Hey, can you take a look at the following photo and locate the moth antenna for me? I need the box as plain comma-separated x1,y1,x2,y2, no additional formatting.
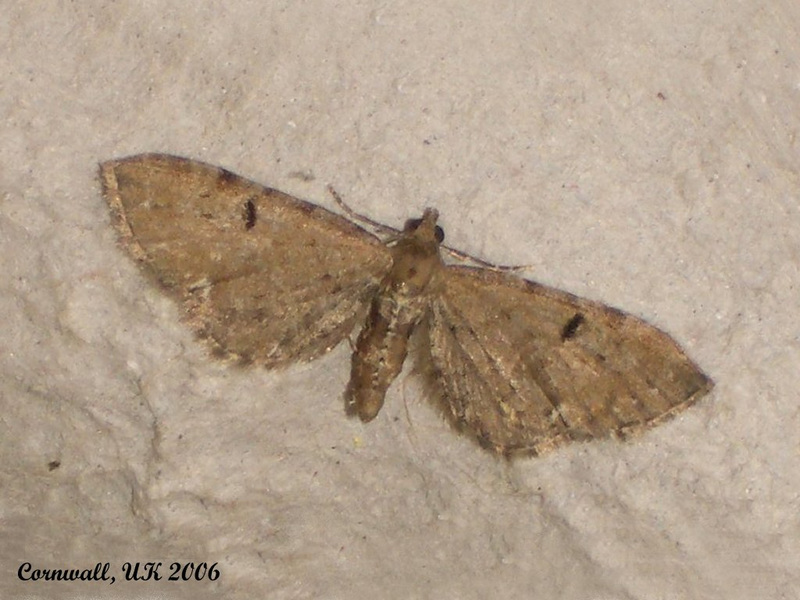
327,185,402,236
442,244,532,273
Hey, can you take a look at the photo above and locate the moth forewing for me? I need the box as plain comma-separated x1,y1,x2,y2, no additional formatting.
100,154,392,367
427,266,712,455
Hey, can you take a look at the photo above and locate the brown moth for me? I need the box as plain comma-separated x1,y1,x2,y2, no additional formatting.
100,154,713,456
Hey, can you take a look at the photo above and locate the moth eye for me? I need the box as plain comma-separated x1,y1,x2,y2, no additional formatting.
402,219,445,243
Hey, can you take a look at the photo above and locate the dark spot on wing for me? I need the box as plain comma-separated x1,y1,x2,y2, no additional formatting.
217,168,240,187
289,198,316,215
244,198,257,229
561,313,585,341
47,460,61,471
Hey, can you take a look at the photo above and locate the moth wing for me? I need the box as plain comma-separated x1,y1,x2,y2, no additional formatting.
101,154,392,366
427,265,713,455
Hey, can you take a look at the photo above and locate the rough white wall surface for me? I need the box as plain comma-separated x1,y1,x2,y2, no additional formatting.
2,1,797,599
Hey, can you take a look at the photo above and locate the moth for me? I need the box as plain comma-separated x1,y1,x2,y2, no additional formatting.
101,154,713,456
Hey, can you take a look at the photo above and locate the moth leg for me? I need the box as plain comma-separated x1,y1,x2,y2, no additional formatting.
327,185,403,236
397,374,422,452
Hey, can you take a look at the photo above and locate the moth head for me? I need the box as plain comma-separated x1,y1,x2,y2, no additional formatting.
403,208,444,244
